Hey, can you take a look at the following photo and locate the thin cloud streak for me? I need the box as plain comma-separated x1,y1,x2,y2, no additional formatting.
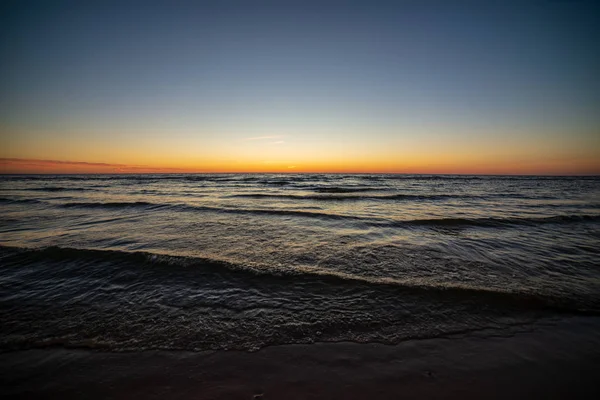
0,158,187,173
242,135,284,141
0,158,130,167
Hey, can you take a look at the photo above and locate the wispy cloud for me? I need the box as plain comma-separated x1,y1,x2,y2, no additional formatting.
242,135,284,141
0,158,130,167
0,158,186,173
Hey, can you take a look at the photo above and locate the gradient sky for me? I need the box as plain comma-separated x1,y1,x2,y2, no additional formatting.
1,0,599,174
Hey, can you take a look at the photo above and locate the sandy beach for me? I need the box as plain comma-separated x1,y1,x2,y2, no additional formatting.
2,316,599,399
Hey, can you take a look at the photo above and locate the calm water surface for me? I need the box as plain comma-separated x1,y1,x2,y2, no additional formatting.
1,174,599,351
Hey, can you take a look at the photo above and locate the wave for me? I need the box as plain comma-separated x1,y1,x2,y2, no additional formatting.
57,200,600,228
23,186,91,192
61,201,166,209
1,244,597,315
230,192,563,201
60,201,369,222
2,244,598,353
0,197,43,204
312,186,389,193
229,193,474,201
404,214,600,227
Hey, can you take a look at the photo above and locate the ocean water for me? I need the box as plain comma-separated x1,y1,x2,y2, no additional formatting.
1,174,599,352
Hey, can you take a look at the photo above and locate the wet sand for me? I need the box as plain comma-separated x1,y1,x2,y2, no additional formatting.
2,317,600,400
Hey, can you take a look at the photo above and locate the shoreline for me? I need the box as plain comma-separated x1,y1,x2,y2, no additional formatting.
2,316,600,399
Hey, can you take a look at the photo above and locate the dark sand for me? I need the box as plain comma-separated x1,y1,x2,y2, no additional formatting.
2,317,600,400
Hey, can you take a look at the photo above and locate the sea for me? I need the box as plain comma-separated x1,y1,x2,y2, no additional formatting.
1,174,599,352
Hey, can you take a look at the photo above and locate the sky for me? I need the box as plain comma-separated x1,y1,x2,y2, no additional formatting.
1,0,599,174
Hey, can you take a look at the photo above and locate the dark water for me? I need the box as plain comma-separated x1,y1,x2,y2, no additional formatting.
1,174,599,352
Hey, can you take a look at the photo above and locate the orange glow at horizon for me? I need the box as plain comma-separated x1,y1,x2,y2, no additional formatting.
2,124,599,175
2,156,599,176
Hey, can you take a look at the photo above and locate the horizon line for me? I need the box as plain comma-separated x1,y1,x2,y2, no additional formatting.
1,172,599,177
1,158,599,176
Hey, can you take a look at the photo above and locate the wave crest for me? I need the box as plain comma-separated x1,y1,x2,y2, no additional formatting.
57,201,600,228
1,244,597,314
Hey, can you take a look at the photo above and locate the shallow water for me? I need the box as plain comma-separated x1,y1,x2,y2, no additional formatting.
1,174,599,351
